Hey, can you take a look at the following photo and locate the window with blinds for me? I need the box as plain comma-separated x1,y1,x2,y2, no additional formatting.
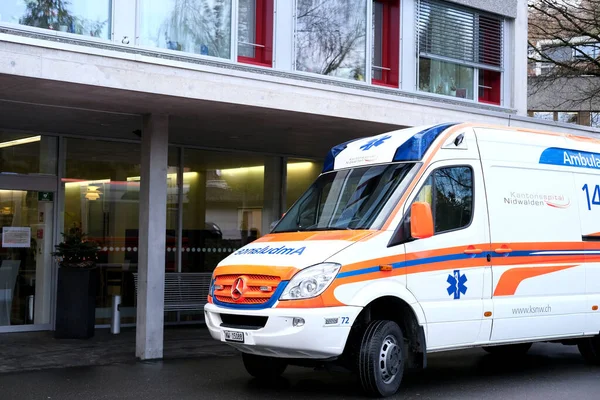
417,0,504,70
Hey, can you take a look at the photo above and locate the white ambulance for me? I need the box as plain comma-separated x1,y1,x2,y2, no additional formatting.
204,122,600,397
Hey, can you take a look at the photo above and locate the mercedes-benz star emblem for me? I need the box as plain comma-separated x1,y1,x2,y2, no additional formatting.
231,277,247,301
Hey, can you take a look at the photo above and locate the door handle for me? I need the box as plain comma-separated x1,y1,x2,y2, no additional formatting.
494,245,513,254
464,246,483,255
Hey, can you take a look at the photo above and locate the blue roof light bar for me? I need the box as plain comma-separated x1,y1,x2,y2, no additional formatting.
322,138,360,173
322,123,459,173
392,123,458,162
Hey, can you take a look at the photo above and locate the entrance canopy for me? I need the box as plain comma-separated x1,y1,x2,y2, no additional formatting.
0,74,401,159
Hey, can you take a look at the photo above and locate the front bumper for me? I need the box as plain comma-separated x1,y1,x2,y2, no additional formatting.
204,303,363,359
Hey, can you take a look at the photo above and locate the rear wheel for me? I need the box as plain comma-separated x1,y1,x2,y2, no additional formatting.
357,320,406,397
578,336,600,365
482,342,532,357
242,353,287,380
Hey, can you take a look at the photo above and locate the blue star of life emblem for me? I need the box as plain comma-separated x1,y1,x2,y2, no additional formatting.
447,269,467,300
360,135,391,151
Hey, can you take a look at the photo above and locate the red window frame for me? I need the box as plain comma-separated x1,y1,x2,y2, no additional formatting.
477,16,502,105
237,0,274,67
478,69,501,105
372,0,400,88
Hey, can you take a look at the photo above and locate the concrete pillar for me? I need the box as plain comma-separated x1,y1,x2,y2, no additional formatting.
274,0,294,70
400,0,417,91
512,0,529,116
136,114,169,360
262,157,286,236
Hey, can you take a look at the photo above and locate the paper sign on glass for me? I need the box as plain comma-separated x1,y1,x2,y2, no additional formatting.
2,227,31,248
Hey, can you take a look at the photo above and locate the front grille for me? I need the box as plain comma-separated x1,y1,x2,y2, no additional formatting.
217,274,280,283
213,274,281,305
220,314,268,330
215,295,268,304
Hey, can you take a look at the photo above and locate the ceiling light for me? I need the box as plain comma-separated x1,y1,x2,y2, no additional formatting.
85,185,101,201
0,135,41,149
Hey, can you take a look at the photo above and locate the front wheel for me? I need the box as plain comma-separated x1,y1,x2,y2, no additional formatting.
578,336,600,365
357,320,406,397
242,352,287,380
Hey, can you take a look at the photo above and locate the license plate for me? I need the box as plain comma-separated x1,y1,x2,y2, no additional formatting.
224,330,245,343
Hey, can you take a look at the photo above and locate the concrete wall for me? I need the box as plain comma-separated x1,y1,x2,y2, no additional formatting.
0,0,529,126
447,0,518,18
0,0,525,120
1,36,597,138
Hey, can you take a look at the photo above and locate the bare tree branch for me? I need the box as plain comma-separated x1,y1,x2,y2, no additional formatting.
528,0,600,109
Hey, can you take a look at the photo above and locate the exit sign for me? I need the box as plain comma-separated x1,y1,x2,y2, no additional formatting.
38,192,54,202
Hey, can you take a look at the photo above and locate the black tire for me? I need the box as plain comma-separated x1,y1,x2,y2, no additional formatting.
482,342,532,356
578,336,600,365
357,320,406,398
241,352,287,380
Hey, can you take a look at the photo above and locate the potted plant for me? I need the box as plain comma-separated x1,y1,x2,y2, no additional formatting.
449,78,457,97
52,226,99,339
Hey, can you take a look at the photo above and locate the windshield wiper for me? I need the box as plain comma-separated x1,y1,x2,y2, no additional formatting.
296,222,353,231
274,226,351,233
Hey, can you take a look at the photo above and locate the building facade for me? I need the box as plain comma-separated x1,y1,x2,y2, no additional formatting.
0,0,595,359
528,37,600,128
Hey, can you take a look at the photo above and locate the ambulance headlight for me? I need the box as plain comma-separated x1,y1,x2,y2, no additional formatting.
280,263,341,300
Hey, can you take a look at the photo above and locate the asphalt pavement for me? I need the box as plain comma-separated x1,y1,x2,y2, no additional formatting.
0,342,599,399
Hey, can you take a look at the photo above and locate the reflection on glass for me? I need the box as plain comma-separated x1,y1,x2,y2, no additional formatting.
166,148,180,273
295,0,367,81
557,112,579,125
0,133,57,175
0,0,111,39
591,112,600,128
181,149,265,274
122,148,180,323
431,167,473,233
285,160,323,210
412,167,473,233
419,58,474,100
372,1,384,81
274,163,414,232
533,111,554,121
63,141,183,324
63,139,142,325
0,190,53,326
238,0,256,58
139,0,232,59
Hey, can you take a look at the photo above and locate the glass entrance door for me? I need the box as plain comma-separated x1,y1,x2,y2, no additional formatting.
0,189,54,330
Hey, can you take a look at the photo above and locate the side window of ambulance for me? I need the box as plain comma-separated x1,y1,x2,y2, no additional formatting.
414,166,473,234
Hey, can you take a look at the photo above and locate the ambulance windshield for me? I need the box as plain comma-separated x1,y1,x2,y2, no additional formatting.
273,163,415,232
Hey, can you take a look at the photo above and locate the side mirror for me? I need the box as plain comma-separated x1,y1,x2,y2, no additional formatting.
269,220,280,232
410,202,434,239
269,213,286,232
